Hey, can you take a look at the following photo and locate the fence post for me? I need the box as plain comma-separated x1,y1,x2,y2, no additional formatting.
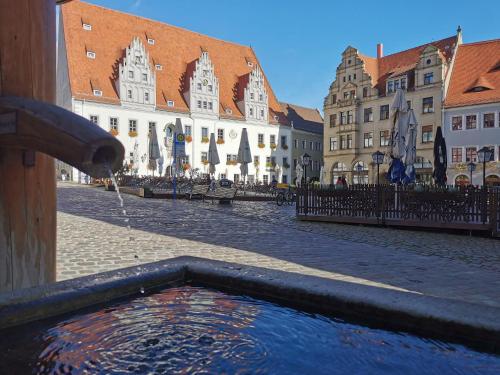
481,186,488,224
304,185,309,216
489,190,498,236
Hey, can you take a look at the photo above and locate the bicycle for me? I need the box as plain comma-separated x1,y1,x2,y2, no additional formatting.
276,187,295,206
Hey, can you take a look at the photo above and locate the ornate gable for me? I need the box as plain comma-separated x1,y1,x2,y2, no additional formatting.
238,65,269,123
118,37,156,108
184,50,219,117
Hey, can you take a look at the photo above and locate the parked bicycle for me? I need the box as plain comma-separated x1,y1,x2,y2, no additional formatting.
276,185,295,206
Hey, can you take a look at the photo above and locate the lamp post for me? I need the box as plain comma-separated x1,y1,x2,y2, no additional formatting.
301,153,311,185
372,151,385,186
477,146,493,188
467,162,476,186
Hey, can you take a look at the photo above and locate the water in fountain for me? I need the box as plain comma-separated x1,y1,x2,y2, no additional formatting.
107,167,144,293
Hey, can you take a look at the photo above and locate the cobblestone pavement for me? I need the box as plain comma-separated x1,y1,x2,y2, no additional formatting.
57,183,500,308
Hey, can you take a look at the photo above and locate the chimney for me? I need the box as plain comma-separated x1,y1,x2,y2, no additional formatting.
377,43,383,59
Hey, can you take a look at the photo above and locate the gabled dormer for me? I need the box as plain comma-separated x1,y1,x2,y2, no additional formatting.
184,50,219,117
415,45,445,88
118,37,156,108
237,65,268,123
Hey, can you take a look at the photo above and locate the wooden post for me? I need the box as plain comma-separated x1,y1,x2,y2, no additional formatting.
0,0,57,292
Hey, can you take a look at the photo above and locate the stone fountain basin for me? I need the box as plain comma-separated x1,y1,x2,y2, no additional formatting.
0,256,499,353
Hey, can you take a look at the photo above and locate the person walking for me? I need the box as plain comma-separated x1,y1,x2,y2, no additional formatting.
336,176,342,186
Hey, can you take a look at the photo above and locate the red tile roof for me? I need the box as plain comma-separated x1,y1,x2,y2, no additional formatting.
359,36,457,95
445,39,500,108
60,0,286,124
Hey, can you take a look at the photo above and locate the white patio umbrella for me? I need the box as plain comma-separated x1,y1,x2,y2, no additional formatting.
237,128,252,186
148,123,161,175
319,165,325,187
403,109,418,182
132,140,140,175
295,163,303,188
390,88,409,159
207,133,220,176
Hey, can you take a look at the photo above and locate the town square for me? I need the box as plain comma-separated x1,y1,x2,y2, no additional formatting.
0,0,499,373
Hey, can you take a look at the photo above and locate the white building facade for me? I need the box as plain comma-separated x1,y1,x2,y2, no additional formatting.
57,1,295,184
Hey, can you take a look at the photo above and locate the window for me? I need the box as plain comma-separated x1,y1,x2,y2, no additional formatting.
353,73,357,80
197,83,202,90
208,102,213,110
142,73,147,82
293,158,298,168
484,113,495,128
127,90,132,99
282,157,288,166
380,105,389,120
364,132,373,148
184,125,192,136
466,115,477,129
263,175,269,185
485,146,495,161
347,134,353,149
197,100,202,109
217,129,224,141
148,122,156,134
167,100,174,107
259,94,263,101
201,127,208,138
271,156,276,165
380,130,390,146
203,101,207,109
93,90,102,97
407,100,411,109
329,114,336,127
331,94,337,104
363,87,368,98
350,90,355,99
128,71,134,79
401,77,407,90
343,76,346,83
249,108,254,116
282,175,288,184
135,56,141,64
452,116,462,131
394,80,400,90
294,139,298,149
109,117,118,131
329,137,337,151
302,140,306,149
220,174,227,180
309,141,314,150
387,81,394,93
466,147,477,162
250,93,254,100
348,75,351,81
270,135,276,145
147,38,155,45
340,136,347,149
424,72,434,85
364,108,373,122
452,148,463,163
281,136,287,146
83,23,92,31
423,97,434,113
258,134,264,144
89,115,98,124
340,111,346,125
86,51,96,59
260,109,264,118
129,119,137,132
347,110,353,124
422,125,433,143
208,85,213,92
144,92,149,102
201,152,208,162
155,64,163,70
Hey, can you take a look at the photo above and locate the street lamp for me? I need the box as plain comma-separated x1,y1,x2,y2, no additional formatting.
477,146,493,187
467,162,476,186
301,153,311,185
372,151,385,186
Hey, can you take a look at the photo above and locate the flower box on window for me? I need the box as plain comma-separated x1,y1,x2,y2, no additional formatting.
281,144,288,150
258,143,265,149
217,139,225,145
201,136,209,143
270,143,277,150
109,129,119,136
266,162,276,168
185,135,193,143
202,160,209,165
226,160,237,166
128,130,138,137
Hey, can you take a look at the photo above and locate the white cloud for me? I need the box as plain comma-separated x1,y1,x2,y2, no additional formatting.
131,0,143,9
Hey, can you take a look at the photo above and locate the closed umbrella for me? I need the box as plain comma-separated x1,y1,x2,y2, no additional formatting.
237,128,252,185
402,109,418,184
432,126,447,186
319,165,325,187
148,123,161,175
173,118,186,175
388,88,409,183
132,140,140,175
208,133,220,177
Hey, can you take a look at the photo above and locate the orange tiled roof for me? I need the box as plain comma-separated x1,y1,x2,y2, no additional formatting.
358,36,457,95
445,39,500,108
280,102,323,135
60,0,286,124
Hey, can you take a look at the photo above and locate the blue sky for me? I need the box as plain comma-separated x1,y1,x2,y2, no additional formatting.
83,0,499,111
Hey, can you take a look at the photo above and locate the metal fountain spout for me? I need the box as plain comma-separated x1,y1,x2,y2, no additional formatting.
0,96,124,177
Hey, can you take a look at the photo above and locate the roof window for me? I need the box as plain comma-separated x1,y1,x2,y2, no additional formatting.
86,51,96,59
167,100,174,107
83,23,92,31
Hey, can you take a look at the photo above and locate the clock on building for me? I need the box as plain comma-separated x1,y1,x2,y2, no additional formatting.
202,79,208,86
229,129,238,140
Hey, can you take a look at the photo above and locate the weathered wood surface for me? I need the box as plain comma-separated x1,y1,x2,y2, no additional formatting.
0,0,57,292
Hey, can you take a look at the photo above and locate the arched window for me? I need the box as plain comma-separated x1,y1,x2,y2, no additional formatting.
455,175,469,186
352,161,368,184
486,174,500,186
331,162,347,183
